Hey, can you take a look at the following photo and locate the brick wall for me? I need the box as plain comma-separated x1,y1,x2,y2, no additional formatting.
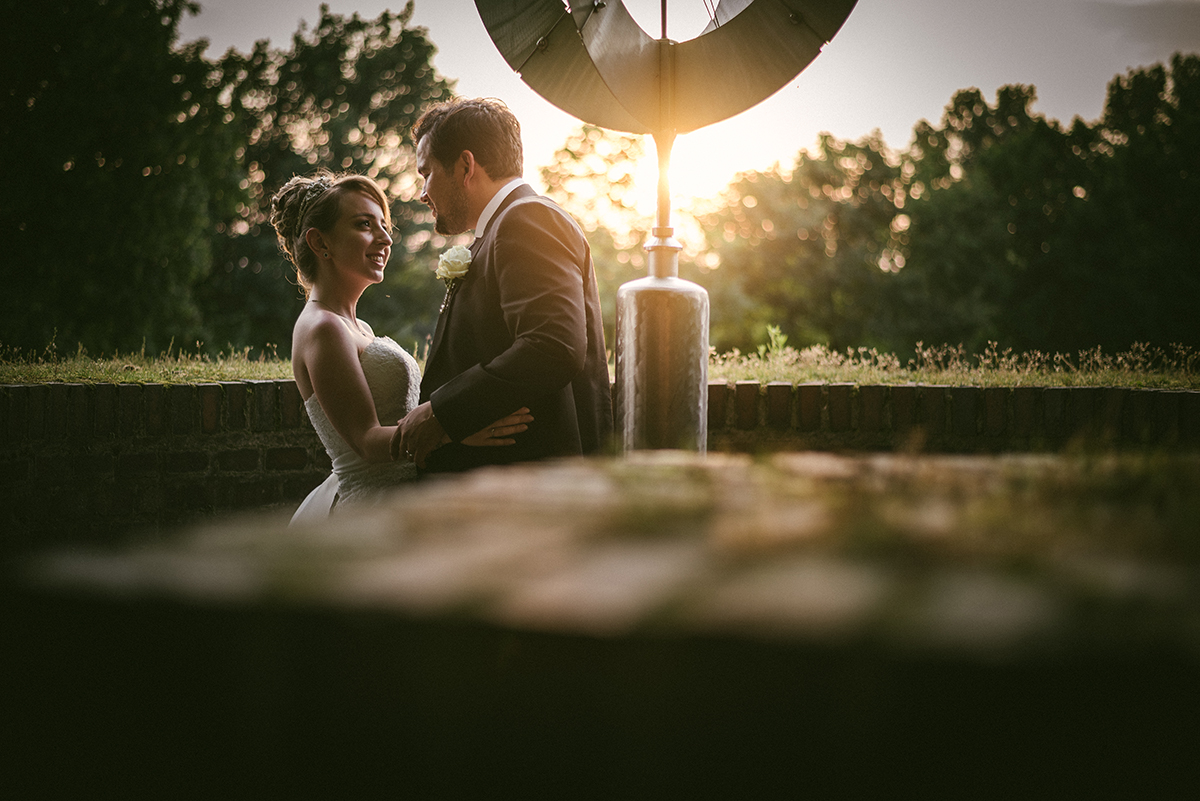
710,381,1200,453
0,380,327,551
2,380,1198,550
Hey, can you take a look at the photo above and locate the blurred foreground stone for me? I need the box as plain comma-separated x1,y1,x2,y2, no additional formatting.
5,452,1200,798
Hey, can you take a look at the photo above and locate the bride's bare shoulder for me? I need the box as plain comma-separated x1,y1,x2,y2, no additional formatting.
295,304,347,340
294,307,365,367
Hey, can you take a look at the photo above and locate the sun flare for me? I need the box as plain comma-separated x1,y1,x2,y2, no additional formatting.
544,2,803,249
617,125,785,251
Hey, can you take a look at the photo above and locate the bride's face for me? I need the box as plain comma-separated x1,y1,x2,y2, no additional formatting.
323,190,392,285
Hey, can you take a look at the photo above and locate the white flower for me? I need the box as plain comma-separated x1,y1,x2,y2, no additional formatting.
436,245,472,312
436,245,472,283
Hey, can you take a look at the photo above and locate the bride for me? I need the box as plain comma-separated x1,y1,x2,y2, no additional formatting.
269,172,530,523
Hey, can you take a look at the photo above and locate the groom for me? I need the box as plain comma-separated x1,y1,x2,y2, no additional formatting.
394,98,613,472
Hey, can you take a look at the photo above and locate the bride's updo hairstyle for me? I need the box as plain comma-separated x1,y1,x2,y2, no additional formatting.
269,172,391,295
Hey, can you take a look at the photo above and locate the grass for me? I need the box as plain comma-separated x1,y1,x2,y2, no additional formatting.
708,328,1200,389
2,330,1198,388
0,340,293,385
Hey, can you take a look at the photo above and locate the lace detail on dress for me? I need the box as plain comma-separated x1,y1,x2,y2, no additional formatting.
303,336,420,508
359,335,422,425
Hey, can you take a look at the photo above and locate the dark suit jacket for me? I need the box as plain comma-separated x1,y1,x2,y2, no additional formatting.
420,183,613,473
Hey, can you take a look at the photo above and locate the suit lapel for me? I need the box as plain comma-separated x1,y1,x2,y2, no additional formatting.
424,183,539,387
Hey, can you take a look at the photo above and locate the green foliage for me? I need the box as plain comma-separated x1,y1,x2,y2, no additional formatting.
543,58,1200,365
1,0,246,354
4,0,1195,371
687,55,1200,358
1,0,452,358
540,124,648,244
688,133,900,351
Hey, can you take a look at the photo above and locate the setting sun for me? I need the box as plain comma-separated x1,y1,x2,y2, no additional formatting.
628,127,786,210
607,124,788,260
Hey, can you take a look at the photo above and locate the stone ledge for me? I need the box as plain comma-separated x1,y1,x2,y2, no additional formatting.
8,452,1200,797
22,451,1200,655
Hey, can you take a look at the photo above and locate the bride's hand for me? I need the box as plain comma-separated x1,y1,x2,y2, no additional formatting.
462,408,533,447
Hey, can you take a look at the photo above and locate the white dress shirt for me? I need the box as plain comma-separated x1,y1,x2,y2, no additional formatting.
474,177,527,240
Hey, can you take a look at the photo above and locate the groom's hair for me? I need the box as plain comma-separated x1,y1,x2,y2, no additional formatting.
413,98,523,180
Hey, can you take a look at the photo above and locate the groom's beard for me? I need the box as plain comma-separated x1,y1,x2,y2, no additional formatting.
433,187,471,236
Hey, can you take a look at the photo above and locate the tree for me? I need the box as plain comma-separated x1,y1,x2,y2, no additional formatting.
1083,54,1200,350
690,55,1200,356
688,133,900,352
893,60,1200,353
1,0,246,353
0,0,454,357
889,85,1083,353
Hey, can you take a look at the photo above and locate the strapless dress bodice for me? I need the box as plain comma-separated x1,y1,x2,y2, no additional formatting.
302,336,421,507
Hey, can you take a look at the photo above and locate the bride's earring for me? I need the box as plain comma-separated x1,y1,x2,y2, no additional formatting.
323,252,330,259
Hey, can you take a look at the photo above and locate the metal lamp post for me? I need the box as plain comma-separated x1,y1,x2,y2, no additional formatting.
615,125,710,450
474,0,859,452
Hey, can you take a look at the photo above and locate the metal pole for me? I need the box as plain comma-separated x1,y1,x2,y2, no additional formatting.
655,130,674,242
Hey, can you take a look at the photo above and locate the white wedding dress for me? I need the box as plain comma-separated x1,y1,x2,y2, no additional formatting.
290,336,421,524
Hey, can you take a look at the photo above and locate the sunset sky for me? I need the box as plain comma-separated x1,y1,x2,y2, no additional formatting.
179,0,1200,210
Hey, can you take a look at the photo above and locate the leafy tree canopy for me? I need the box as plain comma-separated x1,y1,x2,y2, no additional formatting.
2,0,245,353
4,1,1195,364
683,54,1200,356
1,0,451,356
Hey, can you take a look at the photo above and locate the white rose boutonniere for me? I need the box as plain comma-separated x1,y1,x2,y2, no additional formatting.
436,244,472,311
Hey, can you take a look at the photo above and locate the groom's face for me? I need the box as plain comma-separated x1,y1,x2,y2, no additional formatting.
417,135,471,236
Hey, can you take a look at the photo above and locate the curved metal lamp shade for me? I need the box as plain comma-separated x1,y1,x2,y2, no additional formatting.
475,0,859,135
